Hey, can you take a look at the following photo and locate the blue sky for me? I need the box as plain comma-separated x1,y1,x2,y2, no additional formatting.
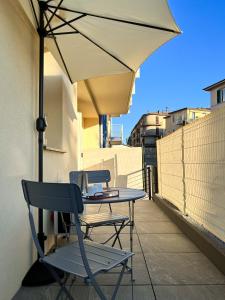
113,0,225,142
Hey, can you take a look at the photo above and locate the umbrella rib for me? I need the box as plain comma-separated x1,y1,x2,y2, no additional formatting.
47,9,133,72
29,0,39,27
44,0,64,30
47,4,181,35
48,31,79,36
43,11,73,83
46,14,86,34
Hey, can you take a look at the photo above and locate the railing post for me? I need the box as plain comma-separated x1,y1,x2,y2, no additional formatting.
147,165,152,200
153,166,158,194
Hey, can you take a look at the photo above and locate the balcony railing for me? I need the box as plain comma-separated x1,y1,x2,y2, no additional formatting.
110,124,123,145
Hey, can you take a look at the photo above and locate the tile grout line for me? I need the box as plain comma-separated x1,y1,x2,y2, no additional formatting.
152,283,225,286
135,223,158,300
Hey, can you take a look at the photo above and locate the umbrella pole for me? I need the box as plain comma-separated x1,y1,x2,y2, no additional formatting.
22,1,63,286
36,0,46,252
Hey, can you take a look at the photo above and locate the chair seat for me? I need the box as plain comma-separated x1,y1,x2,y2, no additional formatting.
42,240,133,278
80,212,129,227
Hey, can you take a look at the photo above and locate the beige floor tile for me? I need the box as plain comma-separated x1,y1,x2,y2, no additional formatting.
135,211,170,222
145,252,225,285
20,284,155,300
139,233,199,253
136,221,181,234
154,285,225,300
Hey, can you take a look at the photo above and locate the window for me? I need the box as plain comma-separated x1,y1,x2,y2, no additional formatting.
172,115,175,123
217,88,225,104
191,112,196,120
156,116,159,125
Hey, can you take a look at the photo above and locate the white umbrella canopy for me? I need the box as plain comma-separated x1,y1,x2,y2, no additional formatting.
28,0,181,83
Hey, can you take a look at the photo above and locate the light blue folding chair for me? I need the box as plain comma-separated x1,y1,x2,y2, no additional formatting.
22,180,133,300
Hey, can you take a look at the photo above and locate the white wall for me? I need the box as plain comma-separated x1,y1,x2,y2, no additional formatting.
157,108,225,242
0,1,38,299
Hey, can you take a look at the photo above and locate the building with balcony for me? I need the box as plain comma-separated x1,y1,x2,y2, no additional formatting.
203,78,225,110
165,107,210,135
128,112,168,165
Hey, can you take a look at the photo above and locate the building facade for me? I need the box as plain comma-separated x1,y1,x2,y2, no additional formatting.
165,108,210,135
128,112,168,166
203,78,225,110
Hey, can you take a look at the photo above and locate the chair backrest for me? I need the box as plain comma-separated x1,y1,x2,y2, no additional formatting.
69,171,83,189
86,170,111,185
70,170,111,190
22,180,84,214
22,180,104,280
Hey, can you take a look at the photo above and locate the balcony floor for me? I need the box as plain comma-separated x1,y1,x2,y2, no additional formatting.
14,200,225,300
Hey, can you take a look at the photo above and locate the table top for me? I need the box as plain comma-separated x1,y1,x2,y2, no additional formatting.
82,187,146,204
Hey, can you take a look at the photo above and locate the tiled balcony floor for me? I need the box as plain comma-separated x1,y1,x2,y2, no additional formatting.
14,200,225,300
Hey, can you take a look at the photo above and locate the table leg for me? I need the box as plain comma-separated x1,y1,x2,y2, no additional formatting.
129,201,135,283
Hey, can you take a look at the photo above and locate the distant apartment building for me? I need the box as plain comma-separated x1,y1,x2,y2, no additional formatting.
165,107,210,135
128,112,168,165
203,78,225,110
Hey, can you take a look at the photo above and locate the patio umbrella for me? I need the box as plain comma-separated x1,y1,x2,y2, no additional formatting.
22,0,181,286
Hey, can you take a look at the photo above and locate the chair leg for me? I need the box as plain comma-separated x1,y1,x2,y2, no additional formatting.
100,221,127,248
111,260,128,300
83,225,90,239
89,276,107,300
42,262,73,300
60,212,70,241
83,225,93,241
111,221,126,249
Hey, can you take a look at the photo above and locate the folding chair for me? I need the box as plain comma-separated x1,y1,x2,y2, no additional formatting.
69,170,129,248
22,180,133,300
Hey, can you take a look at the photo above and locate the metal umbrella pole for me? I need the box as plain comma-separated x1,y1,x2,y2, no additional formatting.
22,1,63,286
36,0,47,252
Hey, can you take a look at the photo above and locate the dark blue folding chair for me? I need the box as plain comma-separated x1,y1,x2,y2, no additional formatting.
22,180,133,300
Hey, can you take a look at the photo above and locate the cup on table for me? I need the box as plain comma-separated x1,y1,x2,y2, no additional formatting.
94,183,103,193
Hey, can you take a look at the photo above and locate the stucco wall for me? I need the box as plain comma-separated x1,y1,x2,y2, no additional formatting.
82,117,100,150
0,2,82,299
157,108,225,242
43,53,82,248
0,1,38,299
83,146,143,189
210,83,225,110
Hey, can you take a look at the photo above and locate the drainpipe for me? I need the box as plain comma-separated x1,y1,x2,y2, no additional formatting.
181,124,187,215
99,115,107,148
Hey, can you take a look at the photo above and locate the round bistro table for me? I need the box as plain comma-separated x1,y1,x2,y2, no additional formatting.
82,187,146,205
